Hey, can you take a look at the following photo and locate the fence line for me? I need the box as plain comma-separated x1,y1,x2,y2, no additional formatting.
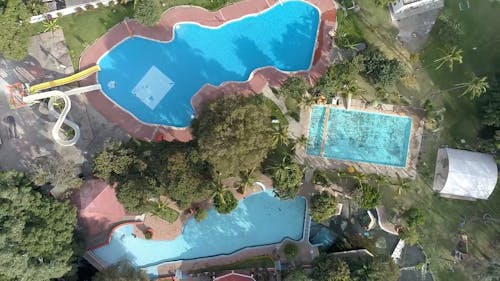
30,0,132,24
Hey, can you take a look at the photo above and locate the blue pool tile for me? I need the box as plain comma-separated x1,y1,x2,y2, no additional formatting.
97,1,319,127
93,190,306,273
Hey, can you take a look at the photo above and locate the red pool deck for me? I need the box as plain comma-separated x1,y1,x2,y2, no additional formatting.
79,0,336,142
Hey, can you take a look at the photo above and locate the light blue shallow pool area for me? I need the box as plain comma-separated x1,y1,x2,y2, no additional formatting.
307,106,412,167
93,190,306,274
97,1,319,127
306,105,327,156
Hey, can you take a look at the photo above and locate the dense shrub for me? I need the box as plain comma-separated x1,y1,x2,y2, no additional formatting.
271,160,303,199
144,229,153,240
312,169,330,187
404,207,425,228
284,243,298,258
213,190,238,214
0,0,33,60
284,270,311,281
362,49,405,86
434,11,464,47
279,77,308,101
194,208,207,222
193,95,274,176
311,254,351,281
93,261,149,281
358,183,381,210
311,191,338,222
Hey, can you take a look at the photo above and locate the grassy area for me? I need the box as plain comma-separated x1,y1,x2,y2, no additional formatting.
148,203,179,223
40,0,239,67
191,255,274,273
261,95,289,127
337,1,500,280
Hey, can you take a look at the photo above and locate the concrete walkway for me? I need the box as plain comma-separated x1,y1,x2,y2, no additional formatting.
261,85,306,139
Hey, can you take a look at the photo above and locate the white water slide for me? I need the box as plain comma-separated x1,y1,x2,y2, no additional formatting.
22,84,101,146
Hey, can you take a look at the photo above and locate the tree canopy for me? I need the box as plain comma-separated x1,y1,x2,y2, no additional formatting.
93,141,145,183
351,255,400,281
210,175,238,214
311,191,338,222
270,159,303,200
133,0,162,26
93,261,149,281
284,269,311,281
0,170,78,280
30,158,82,199
279,77,308,101
311,254,352,281
357,182,381,210
158,151,211,208
115,177,156,213
481,91,500,127
362,49,405,86
313,56,365,98
193,95,274,176
0,0,33,60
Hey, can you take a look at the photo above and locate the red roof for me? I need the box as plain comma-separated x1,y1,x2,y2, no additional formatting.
215,273,255,281
71,179,126,242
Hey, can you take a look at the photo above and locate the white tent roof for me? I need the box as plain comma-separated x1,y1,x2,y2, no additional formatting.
433,148,498,200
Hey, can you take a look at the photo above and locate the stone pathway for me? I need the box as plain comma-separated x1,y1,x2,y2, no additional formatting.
261,85,306,139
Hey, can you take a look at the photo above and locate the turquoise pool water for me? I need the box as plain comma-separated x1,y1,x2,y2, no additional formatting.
97,1,319,127
93,190,306,275
307,106,412,167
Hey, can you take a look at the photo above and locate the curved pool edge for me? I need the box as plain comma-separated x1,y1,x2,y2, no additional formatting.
79,0,336,142
89,190,310,276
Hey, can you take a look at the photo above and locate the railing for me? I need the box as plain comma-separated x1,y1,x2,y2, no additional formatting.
30,0,133,24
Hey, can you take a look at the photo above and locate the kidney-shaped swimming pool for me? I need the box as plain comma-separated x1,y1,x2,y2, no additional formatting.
97,0,320,127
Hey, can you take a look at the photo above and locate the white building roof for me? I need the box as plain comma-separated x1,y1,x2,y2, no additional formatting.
433,148,498,200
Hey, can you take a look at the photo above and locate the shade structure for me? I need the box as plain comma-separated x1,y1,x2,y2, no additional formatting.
71,179,126,242
433,148,498,200
214,273,256,281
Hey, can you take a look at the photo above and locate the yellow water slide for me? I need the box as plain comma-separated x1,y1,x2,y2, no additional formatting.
29,65,101,94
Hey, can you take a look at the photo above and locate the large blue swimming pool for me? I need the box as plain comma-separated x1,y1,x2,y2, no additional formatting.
97,1,319,127
307,106,412,167
93,190,306,276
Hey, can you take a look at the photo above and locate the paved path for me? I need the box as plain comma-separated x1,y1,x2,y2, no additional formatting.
376,206,399,236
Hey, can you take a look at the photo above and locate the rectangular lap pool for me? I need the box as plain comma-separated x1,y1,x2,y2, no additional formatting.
306,106,412,167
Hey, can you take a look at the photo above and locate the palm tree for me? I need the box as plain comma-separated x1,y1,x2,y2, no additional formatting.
210,172,238,214
434,46,463,71
294,135,308,149
456,74,489,99
351,172,368,186
43,17,60,34
210,172,228,205
272,124,289,147
238,168,256,194
393,173,411,195
300,94,316,108
337,81,365,110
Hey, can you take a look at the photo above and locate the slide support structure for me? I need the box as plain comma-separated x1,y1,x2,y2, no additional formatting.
22,84,101,146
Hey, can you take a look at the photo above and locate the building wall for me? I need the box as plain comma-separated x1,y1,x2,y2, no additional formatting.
390,0,444,20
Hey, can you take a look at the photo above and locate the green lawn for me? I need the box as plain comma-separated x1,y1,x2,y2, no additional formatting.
340,1,500,280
